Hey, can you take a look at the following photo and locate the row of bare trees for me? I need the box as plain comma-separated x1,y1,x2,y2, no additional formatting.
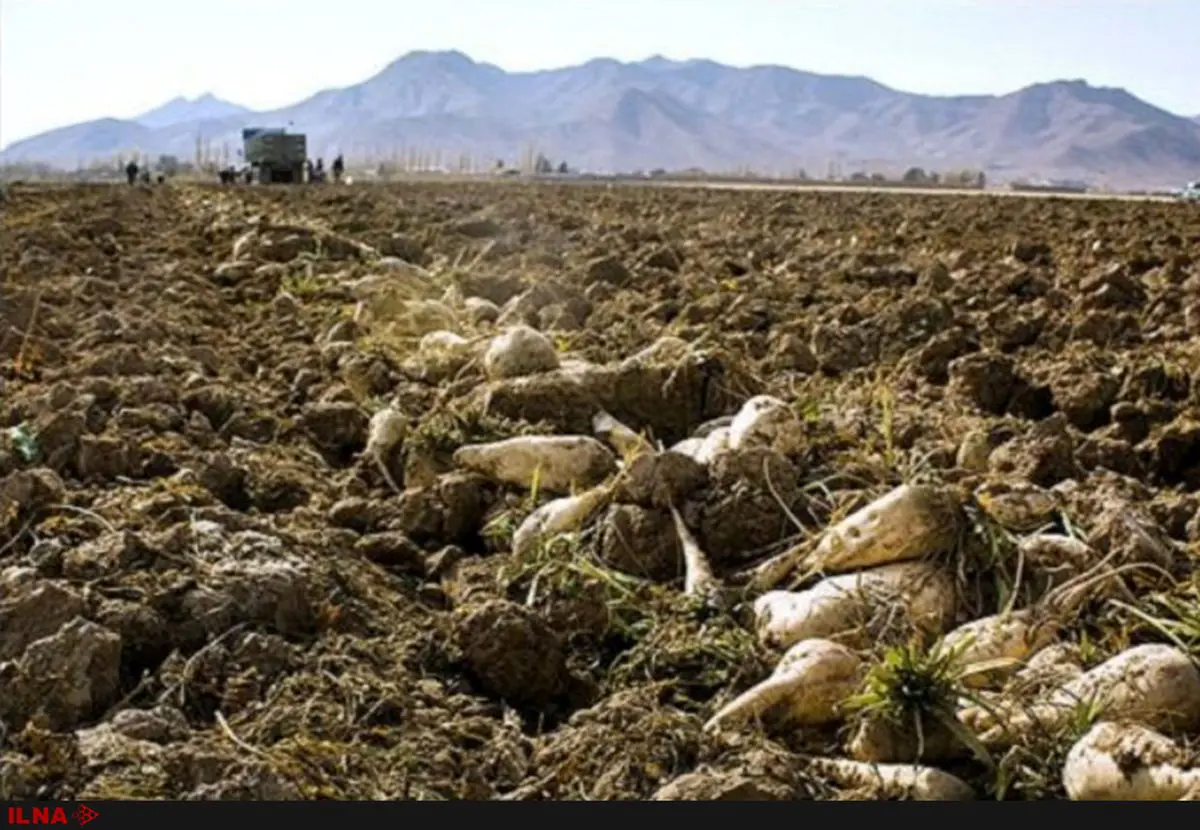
2,140,987,188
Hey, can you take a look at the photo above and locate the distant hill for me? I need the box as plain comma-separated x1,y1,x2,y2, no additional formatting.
135,93,250,129
4,50,1200,188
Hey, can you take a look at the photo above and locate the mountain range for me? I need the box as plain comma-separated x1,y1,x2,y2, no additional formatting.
4,50,1199,188
134,94,251,130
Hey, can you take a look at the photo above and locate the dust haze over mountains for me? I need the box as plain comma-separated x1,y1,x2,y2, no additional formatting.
4,50,1200,188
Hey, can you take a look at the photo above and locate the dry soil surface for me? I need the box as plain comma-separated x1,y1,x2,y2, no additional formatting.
2,180,1199,801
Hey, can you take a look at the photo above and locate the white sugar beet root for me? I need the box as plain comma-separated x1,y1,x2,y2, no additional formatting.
483,325,560,380
1062,721,1200,801
668,503,720,600
694,427,730,464
973,644,1200,747
807,484,962,575
362,406,407,494
938,609,1055,688
754,561,957,650
668,436,704,460
592,410,653,459
671,428,730,465
747,484,961,593
726,395,788,451
806,758,975,801
511,483,615,557
704,639,863,733
453,436,616,493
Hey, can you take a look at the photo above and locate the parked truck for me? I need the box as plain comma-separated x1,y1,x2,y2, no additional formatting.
242,127,307,184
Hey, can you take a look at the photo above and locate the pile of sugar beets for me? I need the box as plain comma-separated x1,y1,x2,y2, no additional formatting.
350,266,1200,802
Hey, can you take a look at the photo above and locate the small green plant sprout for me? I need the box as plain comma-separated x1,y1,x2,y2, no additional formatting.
843,638,994,768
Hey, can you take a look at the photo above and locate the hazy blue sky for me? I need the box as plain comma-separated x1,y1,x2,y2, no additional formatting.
2,0,1197,148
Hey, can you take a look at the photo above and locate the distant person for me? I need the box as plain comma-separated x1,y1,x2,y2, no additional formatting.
331,154,344,183
125,161,139,185
306,159,316,182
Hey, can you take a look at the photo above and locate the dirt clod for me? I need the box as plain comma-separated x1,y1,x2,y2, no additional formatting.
454,599,570,708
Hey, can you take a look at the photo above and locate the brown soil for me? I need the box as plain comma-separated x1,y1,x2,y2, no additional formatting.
1,179,1198,800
